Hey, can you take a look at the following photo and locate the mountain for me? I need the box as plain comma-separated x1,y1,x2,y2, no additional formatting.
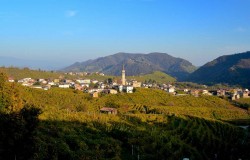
62,52,197,80
187,51,250,87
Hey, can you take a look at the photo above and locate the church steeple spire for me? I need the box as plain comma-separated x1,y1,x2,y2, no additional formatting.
122,64,126,85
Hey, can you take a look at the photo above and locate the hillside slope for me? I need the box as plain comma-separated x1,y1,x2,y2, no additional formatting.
62,52,197,80
187,51,250,88
127,71,176,84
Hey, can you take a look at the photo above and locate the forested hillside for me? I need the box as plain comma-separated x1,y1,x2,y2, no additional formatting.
187,51,250,88
0,72,249,159
62,52,197,80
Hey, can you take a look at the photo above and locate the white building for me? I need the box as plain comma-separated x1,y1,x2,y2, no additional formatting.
83,79,91,84
132,81,142,88
166,86,175,93
59,84,70,88
126,86,134,93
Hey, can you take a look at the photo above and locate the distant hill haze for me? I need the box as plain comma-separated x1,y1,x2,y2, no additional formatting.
187,51,250,88
62,52,197,81
0,56,64,70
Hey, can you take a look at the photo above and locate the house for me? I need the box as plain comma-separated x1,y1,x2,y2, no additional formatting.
22,82,33,86
132,81,142,88
92,80,99,84
100,107,117,115
54,79,60,83
109,89,118,94
202,90,212,95
230,93,240,100
89,89,102,93
81,83,90,88
59,84,70,88
19,78,35,86
241,89,250,98
18,78,33,83
76,79,85,84
126,86,134,93
38,78,45,82
83,79,91,84
41,80,48,84
119,85,123,92
217,89,226,96
166,86,175,93
118,85,134,93
91,92,99,98
48,81,56,86
43,85,51,90
32,85,43,89
74,84,83,90
100,84,106,89
190,90,200,97
64,79,72,83
8,77,15,82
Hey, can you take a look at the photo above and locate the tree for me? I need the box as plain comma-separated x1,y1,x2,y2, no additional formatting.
0,105,41,160
0,72,10,111
0,72,23,113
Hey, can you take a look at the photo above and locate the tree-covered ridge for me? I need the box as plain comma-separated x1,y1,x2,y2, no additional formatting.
62,52,197,80
1,72,250,159
187,51,250,88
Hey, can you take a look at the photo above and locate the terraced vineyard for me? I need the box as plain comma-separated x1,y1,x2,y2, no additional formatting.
1,78,249,159
29,114,248,159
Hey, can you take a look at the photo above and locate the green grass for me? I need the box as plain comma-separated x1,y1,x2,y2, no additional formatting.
127,71,176,84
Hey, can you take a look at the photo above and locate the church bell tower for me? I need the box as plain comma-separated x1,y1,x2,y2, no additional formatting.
122,65,126,85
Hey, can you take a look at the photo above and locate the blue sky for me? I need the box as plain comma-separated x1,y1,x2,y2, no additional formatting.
0,0,250,68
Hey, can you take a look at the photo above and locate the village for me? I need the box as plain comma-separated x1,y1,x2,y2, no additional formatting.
7,66,250,101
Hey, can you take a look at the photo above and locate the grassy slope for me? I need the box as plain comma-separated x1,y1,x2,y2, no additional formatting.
236,98,250,105
0,67,112,81
0,67,63,79
127,71,176,83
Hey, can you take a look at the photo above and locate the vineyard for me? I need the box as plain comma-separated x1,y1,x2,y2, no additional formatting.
0,73,250,159
30,114,249,159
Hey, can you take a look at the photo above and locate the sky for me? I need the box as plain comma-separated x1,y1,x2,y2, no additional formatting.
0,0,250,69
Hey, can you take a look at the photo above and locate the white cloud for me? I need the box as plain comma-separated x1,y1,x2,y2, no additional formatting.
65,10,78,18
